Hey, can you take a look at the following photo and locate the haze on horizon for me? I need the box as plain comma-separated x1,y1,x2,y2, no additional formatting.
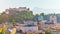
0,0,60,14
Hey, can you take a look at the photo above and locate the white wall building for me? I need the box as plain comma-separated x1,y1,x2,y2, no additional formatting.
50,15,57,24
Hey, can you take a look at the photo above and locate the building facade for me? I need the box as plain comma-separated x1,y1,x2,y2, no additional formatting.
5,7,32,15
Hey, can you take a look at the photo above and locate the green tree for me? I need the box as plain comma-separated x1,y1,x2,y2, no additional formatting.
12,11,33,21
0,12,10,23
40,13,44,16
40,13,44,20
12,20,16,26
33,14,39,24
45,31,51,34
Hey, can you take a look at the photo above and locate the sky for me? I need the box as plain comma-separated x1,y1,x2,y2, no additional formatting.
0,0,60,14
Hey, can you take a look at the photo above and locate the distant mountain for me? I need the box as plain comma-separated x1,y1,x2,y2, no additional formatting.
32,7,60,15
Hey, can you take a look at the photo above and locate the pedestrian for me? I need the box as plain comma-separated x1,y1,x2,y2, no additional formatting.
19,30,24,34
